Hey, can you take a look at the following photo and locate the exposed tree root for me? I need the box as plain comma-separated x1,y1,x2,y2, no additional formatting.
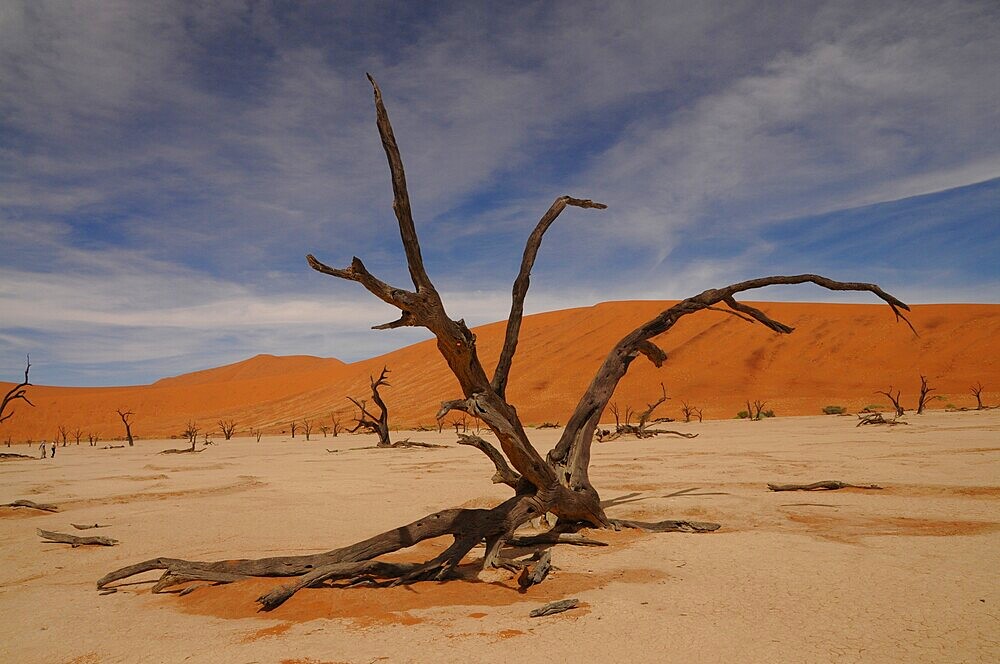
38,529,118,547
767,481,883,492
3,499,58,512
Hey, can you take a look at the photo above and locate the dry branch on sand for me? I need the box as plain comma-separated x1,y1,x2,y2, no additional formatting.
3,499,59,512
597,384,698,441
98,75,912,611
857,412,908,427
38,529,118,547
766,481,883,492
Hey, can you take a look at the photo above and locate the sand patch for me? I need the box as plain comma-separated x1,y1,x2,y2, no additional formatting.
784,512,1000,543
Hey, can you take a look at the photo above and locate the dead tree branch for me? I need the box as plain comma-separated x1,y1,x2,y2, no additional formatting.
348,367,392,447
1,356,33,424
3,499,59,512
876,388,905,417
916,375,940,414
38,529,118,547
767,481,883,492
116,409,135,447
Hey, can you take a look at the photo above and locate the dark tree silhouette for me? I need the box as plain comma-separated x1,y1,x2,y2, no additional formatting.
218,420,238,440
875,388,905,417
99,75,913,610
970,382,986,410
1,356,33,424
916,375,939,414
348,367,392,447
116,410,135,447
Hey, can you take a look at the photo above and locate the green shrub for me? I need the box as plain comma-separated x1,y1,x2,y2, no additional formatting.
761,410,775,418
736,411,749,419
822,405,846,415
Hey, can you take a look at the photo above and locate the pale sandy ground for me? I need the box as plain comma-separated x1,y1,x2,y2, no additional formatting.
1,410,997,664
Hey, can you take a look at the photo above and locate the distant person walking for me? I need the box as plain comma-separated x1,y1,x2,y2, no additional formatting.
38,442,47,459
50,442,56,458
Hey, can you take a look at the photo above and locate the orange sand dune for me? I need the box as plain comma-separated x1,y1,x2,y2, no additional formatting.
2,301,998,441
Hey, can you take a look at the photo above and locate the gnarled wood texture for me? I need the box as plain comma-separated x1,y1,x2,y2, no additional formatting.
99,75,911,611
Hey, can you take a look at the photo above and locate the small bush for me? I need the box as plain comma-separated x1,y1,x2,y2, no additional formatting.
736,411,749,419
761,410,775,418
861,404,884,413
823,405,846,415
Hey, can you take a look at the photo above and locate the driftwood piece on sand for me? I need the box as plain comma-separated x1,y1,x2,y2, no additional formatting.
530,598,579,617
38,529,118,547
159,447,205,455
0,453,36,460
611,518,721,532
767,481,883,492
72,523,111,530
3,499,59,512
518,550,553,591
508,531,608,547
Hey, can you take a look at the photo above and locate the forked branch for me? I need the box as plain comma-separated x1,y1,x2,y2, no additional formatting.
1,356,33,424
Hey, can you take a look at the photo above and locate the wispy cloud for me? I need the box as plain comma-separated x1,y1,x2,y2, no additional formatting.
1,0,997,385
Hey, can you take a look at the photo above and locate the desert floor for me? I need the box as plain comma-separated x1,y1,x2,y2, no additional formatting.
1,410,998,664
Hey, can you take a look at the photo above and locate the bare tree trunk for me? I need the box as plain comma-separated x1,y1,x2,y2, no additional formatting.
100,74,913,611
349,367,392,447
116,409,135,447
876,388,905,417
970,382,985,410
916,375,938,414
303,420,313,441
218,419,237,440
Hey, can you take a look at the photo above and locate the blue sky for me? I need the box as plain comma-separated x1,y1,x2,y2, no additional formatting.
1,0,998,386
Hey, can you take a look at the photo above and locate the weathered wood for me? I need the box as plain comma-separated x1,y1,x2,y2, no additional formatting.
518,550,552,590
3,499,58,512
856,412,907,427
536,422,561,429
348,367,393,447
767,481,883,492
38,529,118,547
611,518,720,533
530,598,579,617
71,523,110,530
0,453,36,460
159,446,205,454
456,434,521,488
509,532,608,547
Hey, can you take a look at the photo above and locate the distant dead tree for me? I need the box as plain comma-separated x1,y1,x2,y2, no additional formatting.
88,432,99,447
72,428,83,445
598,385,695,441
875,387,905,417
741,400,773,421
182,421,199,451
319,424,330,437
218,419,237,440
916,375,940,414
680,401,703,423
100,74,913,611
330,411,345,437
303,420,314,441
116,409,135,446
289,421,299,438
57,425,69,447
970,382,986,410
1,356,33,424
249,427,263,443
348,367,392,447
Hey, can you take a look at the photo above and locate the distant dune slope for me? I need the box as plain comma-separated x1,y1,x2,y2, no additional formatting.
2,301,998,440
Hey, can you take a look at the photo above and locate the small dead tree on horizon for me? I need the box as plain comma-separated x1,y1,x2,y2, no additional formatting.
289,421,298,438
598,384,695,441
1,356,33,424
970,382,986,410
182,421,199,452
72,428,83,445
319,424,330,437
330,411,345,437
303,420,314,441
249,427,264,443
57,425,69,447
116,409,135,447
680,401,703,423
348,367,392,447
916,375,940,414
218,419,238,440
99,74,914,611
876,387,905,417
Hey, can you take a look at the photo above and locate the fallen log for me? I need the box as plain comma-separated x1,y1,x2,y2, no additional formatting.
0,453,36,460
72,523,111,530
38,529,118,547
3,499,59,512
767,481,883,492
530,598,579,617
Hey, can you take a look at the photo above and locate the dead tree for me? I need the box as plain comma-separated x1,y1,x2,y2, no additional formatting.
743,400,771,421
303,420,314,441
330,411,344,437
249,427,263,443
876,388,905,417
320,425,330,437
99,75,913,610
116,409,135,447
680,401,703,423
1,356,33,424
348,367,392,447
218,419,237,440
57,425,69,447
72,428,83,445
599,385,694,440
88,433,99,447
916,375,940,414
970,382,985,410
289,421,298,438
182,421,199,451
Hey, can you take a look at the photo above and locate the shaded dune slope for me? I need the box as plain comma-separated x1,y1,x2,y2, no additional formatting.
2,301,998,440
